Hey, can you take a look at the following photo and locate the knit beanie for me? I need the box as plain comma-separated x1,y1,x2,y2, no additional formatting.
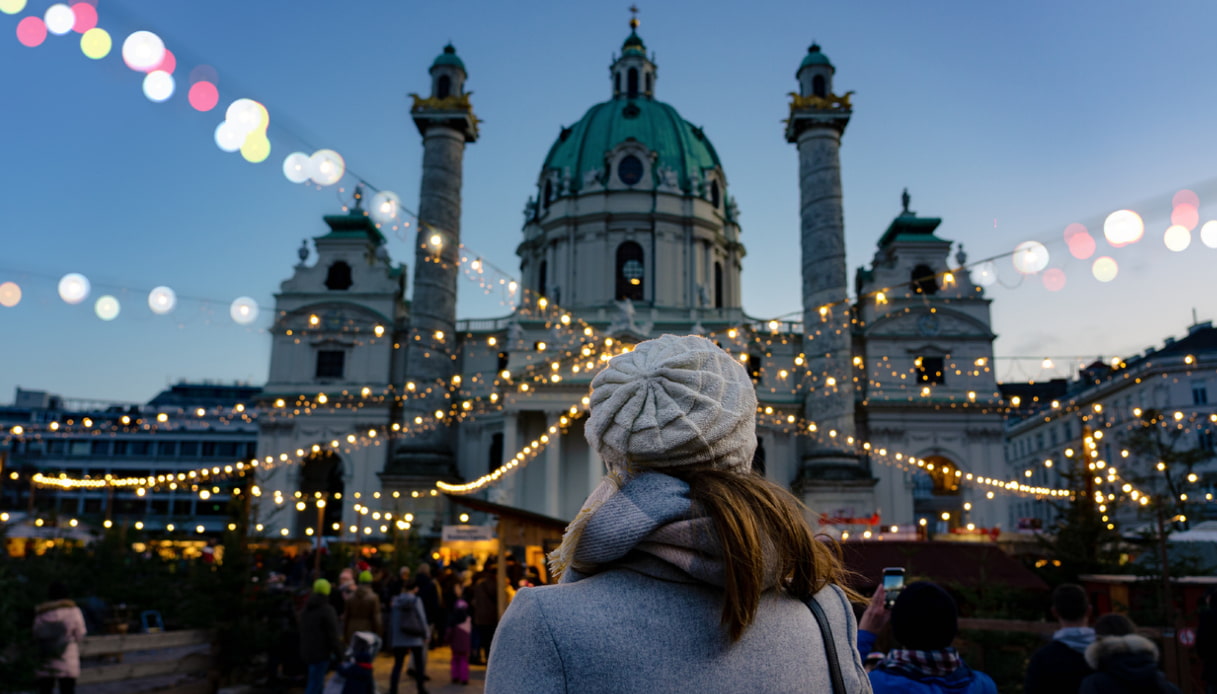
585,334,757,474
551,334,757,580
358,570,374,584
313,578,331,596
891,581,958,650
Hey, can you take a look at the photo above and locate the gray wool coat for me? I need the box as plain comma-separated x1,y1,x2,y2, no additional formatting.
485,556,872,694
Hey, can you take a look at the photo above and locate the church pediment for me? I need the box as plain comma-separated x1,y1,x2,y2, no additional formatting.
863,307,994,340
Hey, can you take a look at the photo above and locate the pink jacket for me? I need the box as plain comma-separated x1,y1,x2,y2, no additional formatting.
33,599,87,679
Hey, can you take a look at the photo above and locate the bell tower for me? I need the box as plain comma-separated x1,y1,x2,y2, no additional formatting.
385,44,479,490
785,43,875,516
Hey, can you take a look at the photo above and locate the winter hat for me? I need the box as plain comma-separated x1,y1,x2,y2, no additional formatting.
891,581,958,650
550,334,757,580
313,578,332,596
358,570,374,584
585,334,758,474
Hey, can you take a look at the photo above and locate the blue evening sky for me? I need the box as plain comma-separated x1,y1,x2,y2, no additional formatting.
1,1,1215,404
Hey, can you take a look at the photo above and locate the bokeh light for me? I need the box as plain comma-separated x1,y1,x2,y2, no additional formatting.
1201,221,1217,249
79,27,110,59
142,71,175,102
17,16,48,47
1012,240,1049,274
0,281,22,307
44,4,74,35
230,297,258,325
309,149,345,186
94,295,120,321
972,261,997,287
240,132,271,163
188,81,219,112
71,2,97,32
0,0,28,15
1173,189,1199,209
153,48,176,74
1063,222,1095,260
370,191,401,223
226,99,266,136
214,121,244,152
1163,224,1191,252
1092,256,1118,283
147,286,176,314
1103,209,1144,247
188,64,218,85
121,30,165,72
1041,268,1066,292
57,273,90,304
1171,203,1199,231
283,152,310,183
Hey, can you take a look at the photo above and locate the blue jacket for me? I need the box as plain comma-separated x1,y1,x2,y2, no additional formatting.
485,555,871,693
869,661,997,694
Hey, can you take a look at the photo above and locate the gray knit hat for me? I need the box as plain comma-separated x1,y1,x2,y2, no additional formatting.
585,334,758,474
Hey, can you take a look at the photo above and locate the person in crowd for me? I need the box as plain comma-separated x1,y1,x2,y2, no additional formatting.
388,580,430,694
336,631,381,694
865,651,887,673
343,570,382,643
447,598,473,686
415,562,442,648
1198,588,1217,694
484,334,870,693
504,554,524,590
33,580,87,694
1080,614,1181,694
331,567,356,617
299,578,343,694
469,563,499,666
1024,583,1095,694
859,580,997,693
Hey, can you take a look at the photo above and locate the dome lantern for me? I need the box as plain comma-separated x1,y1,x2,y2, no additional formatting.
610,11,656,100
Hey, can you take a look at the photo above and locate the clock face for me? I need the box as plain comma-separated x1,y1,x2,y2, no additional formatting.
917,314,941,336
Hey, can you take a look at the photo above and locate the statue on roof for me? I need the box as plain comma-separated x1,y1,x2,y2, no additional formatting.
901,188,911,215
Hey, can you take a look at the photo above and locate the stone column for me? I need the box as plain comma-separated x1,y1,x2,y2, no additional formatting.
544,411,563,518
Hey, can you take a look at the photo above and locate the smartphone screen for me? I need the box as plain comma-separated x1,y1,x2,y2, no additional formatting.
882,568,905,608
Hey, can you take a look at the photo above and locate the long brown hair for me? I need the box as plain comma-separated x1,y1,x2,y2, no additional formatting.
668,467,859,642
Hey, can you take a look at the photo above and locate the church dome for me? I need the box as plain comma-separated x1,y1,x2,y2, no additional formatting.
431,43,465,70
540,98,722,193
799,43,833,72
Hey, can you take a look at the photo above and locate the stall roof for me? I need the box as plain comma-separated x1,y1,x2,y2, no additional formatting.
445,495,569,532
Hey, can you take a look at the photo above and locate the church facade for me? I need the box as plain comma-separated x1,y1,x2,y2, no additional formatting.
255,28,1010,542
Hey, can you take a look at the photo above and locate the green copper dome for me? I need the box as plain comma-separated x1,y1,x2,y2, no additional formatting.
540,98,722,192
432,43,465,70
799,43,833,72
622,30,646,55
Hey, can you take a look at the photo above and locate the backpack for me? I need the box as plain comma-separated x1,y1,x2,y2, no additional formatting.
33,619,68,659
397,595,427,638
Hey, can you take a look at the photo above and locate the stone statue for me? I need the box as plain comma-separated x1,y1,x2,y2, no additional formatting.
901,188,911,214
656,165,680,191
297,239,309,265
955,243,968,269
507,320,524,346
583,168,604,190
523,196,538,222
696,283,709,307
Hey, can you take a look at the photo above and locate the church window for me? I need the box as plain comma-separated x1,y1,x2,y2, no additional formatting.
910,264,937,295
628,67,639,98
710,180,720,208
437,74,451,100
489,433,504,474
813,74,826,98
714,262,724,308
325,261,353,290
316,350,345,380
543,180,553,208
616,241,645,301
618,155,643,185
1193,380,1208,405
615,72,621,95
299,450,344,536
645,72,652,94
538,260,548,299
497,352,509,371
916,356,944,384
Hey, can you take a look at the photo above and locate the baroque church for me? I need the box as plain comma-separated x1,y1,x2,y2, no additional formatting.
255,24,1009,541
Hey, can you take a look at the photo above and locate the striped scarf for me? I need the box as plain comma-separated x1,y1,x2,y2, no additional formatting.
882,647,962,678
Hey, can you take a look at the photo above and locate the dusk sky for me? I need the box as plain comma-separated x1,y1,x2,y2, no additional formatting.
2,1,1215,405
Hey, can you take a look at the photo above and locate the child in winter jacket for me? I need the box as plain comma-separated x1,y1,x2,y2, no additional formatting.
448,599,472,685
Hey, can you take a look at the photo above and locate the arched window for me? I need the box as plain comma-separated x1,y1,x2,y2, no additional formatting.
489,433,504,474
437,74,451,99
324,261,352,290
615,72,621,95
628,67,639,98
812,74,826,97
616,241,644,301
538,259,548,299
298,451,344,536
911,264,938,294
543,179,552,208
645,72,652,94
710,180,721,208
714,262,724,308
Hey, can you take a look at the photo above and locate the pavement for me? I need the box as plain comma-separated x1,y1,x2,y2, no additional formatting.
367,645,486,694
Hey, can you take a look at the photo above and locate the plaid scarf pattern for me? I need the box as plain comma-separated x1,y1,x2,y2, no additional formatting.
882,647,962,678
